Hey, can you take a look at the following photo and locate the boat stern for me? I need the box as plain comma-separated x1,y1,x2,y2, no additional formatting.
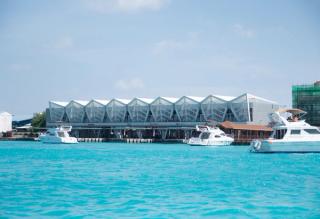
61,137,78,144
188,137,205,146
250,139,272,153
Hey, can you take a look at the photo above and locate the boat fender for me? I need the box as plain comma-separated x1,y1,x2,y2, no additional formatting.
254,141,261,150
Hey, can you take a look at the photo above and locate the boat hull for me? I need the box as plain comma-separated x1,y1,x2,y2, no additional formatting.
188,138,233,146
250,140,320,153
39,136,78,144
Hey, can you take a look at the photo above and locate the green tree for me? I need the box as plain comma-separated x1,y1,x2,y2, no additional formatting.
32,112,46,128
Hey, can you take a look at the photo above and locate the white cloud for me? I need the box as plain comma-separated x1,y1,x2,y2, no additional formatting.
152,32,199,55
153,40,184,55
114,78,145,90
205,54,275,79
9,63,31,72
54,36,74,49
84,0,169,13
117,0,167,11
233,24,255,38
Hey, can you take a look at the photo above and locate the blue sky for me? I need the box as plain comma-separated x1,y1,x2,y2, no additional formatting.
1,0,319,119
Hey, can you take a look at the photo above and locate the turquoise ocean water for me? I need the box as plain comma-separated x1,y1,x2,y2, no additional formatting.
0,141,319,218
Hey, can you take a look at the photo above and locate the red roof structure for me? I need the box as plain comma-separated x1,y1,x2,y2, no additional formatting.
220,121,272,132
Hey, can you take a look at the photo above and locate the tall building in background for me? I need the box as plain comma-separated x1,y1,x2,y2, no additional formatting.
292,81,320,126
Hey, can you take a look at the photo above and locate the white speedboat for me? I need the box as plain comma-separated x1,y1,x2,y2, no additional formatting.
39,126,78,144
188,125,234,146
250,109,320,153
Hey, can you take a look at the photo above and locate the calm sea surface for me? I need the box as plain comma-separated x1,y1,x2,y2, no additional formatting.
0,141,319,218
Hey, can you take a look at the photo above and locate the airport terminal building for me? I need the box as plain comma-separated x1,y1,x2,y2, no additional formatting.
46,93,280,139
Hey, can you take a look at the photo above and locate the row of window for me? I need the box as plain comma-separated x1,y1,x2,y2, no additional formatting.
291,129,320,135
274,128,320,139
200,133,226,140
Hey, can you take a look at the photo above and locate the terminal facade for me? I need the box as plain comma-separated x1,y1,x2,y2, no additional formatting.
46,93,280,139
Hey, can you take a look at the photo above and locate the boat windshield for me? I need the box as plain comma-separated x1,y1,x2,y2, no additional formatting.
57,132,65,137
290,130,301,135
273,129,287,139
200,132,210,140
304,129,320,134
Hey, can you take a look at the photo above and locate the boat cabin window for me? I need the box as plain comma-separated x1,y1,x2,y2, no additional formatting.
274,129,287,139
57,132,65,137
290,130,301,135
304,129,320,134
200,132,210,140
215,135,221,138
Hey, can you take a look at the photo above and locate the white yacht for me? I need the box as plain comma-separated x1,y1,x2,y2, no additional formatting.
39,126,78,144
250,109,320,153
188,125,234,146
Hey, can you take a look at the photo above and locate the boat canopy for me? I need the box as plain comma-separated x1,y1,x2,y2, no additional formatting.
276,108,306,115
272,108,307,123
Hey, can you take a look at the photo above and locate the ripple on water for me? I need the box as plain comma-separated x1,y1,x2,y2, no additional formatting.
0,142,320,218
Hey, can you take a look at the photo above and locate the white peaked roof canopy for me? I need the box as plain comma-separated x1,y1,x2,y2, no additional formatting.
134,98,154,104
184,96,206,102
212,95,235,101
50,101,69,107
90,99,109,105
157,97,179,103
112,98,132,104
246,93,278,104
50,93,279,107
71,100,90,106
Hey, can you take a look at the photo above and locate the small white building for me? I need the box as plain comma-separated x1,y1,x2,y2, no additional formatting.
0,112,12,133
